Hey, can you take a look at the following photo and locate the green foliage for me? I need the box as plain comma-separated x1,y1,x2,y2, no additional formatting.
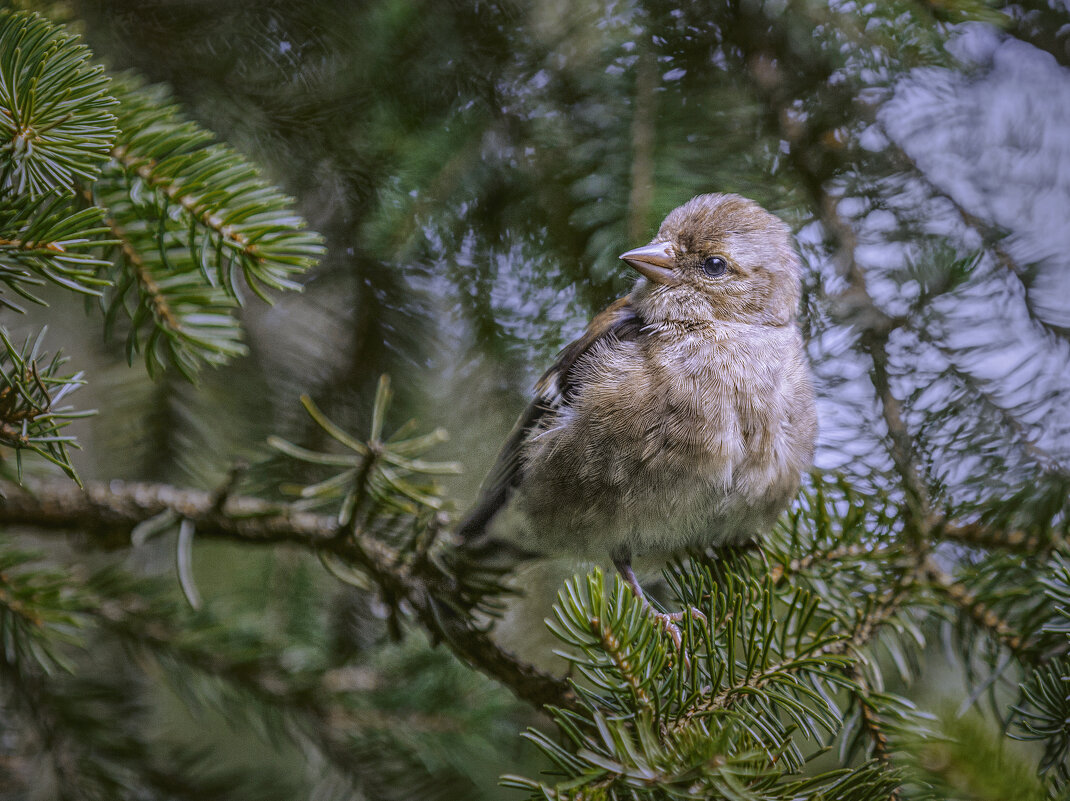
0,8,323,478
0,0,1068,800
497,470,1066,799
902,710,1048,801
94,76,325,378
499,477,936,800
0,191,111,308
1013,555,1070,785
0,326,88,481
0,9,117,195
269,375,461,525
0,538,82,673
0,535,525,800
503,568,895,800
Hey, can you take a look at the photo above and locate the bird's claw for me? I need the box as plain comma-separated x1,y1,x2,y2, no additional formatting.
650,611,684,650
649,607,706,666
659,607,708,625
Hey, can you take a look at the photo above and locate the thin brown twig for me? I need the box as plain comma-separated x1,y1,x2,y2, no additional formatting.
679,558,920,727
0,236,66,252
851,665,901,800
921,554,1026,655
936,522,1047,553
823,560,921,661
591,614,653,709
769,543,896,584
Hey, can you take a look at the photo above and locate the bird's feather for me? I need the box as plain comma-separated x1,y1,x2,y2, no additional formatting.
457,296,642,544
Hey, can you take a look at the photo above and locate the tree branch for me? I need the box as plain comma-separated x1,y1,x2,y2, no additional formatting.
935,522,1047,553
0,479,574,711
100,211,182,332
922,554,1026,655
850,665,901,800
769,544,897,584
112,144,259,260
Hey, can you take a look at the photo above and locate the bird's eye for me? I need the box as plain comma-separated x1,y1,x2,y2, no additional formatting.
702,256,728,277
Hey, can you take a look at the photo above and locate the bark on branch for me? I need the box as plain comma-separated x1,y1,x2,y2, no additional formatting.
0,479,574,711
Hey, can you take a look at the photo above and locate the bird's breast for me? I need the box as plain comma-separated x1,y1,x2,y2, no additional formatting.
514,327,814,555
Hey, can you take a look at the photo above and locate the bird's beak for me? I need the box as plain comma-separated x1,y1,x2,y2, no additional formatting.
619,242,679,286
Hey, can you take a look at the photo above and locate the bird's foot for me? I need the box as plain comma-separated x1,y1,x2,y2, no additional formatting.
659,607,708,625
613,550,706,664
649,607,707,652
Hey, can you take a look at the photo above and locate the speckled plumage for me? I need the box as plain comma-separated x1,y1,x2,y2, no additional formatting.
460,193,817,572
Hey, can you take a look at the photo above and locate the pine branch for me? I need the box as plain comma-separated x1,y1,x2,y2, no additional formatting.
0,542,430,800
853,671,896,770
2,467,1041,751
94,202,244,377
923,554,1028,655
106,77,324,297
1011,555,1070,786
510,563,906,799
827,567,921,660
859,327,933,531
936,522,1047,553
769,543,895,584
0,327,89,482
0,191,111,308
0,13,323,382
77,75,324,378
0,10,117,195
0,478,573,710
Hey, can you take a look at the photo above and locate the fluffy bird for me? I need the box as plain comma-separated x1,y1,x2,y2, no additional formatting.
458,193,817,640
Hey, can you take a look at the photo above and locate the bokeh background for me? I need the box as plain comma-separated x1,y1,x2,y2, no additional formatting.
7,0,1070,798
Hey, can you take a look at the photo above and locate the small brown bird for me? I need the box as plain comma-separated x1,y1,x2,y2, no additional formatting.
458,193,817,643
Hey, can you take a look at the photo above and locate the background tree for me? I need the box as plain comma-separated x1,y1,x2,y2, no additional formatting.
0,1,1069,800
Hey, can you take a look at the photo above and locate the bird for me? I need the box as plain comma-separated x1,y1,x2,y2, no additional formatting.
456,192,817,649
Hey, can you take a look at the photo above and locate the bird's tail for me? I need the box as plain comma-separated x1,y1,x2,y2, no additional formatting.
428,501,543,638
490,557,599,673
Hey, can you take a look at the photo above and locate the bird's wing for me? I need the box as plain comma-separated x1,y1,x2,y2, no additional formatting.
457,296,642,543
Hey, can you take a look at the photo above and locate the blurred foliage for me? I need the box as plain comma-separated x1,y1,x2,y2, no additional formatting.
0,0,1068,799
0,8,324,386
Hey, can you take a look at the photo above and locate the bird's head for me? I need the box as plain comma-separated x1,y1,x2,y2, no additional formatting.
621,193,802,327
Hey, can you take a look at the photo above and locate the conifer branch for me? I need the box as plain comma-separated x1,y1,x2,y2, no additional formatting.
590,611,655,709
690,644,852,717
0,331,87,481
861,328,932,529
922,555,1027,655
0,10,117,195
769,544,894,584
110,144,259,261
99,209,182,332
0,473,1042,742
936,522,1046,553
831,570,920,659
0,478,574,710
850,667,902,801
